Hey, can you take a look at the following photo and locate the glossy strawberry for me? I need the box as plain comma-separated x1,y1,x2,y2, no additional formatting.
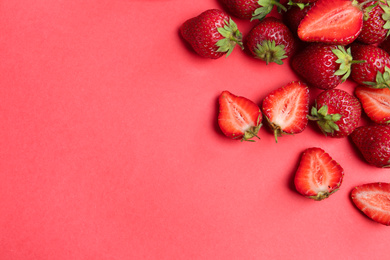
292,44,357,90
261,81,310,142
282,3,312,35
351,125,390,167
220,0,287,20
294,147,344,201
180,9,243,59
218,91,262,141
351,182,390,225
297,0,363,45
355,85,390,124
308,89,361,137
245,17,297,65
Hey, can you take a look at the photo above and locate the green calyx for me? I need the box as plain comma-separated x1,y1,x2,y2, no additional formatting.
332,46,364,82
234,114,262,142
308,189,339,201
363,66,390,89
254,40,287,65
307,105,342,136
380,1,390,36
287,0,310,10
251,0,287,21
216,18,244,58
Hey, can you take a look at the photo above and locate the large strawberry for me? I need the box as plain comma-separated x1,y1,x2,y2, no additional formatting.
218,90,262,141
180,9,243,59
355,85,390,124
297,0,363,45
245,17,297,65
351,182,390,225
294,147,344,201
261,81,310,142
351,125,390,167
291,44,358,90
308,89,361,137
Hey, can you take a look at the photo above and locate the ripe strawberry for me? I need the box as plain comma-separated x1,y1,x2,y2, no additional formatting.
379,34,390,53
351,182,390,225
355,85,390,124
220,0,287,21
294,147,344,201
291,44,357,90
180,9,243,59
261,81,310,142
357,0,390,45
218,91,262,141
245,17,297,65
308,89,361,137
297,0,363,45
351,125,390,167
350,43,390,87
282,3,312,36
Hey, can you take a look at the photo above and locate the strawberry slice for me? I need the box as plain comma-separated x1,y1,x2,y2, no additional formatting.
218,91,262,141
355,86,390,124
261,81,309,142
297,0,363,45
294,147,344,201
351,182,390,226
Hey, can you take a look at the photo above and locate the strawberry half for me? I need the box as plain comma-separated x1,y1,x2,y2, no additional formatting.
261,81,310,142
218,91,262,141
355,85,390,124
297,0,363,45
351,182,390,226
294,147,344,201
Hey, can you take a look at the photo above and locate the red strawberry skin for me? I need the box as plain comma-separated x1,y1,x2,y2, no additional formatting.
351,125,390,167
283,4,311,36
294,147,344,201
218,91,262,141
220,0,260,20
355,86,390,124
351,182,390,225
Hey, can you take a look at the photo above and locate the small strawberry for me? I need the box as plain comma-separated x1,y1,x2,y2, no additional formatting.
355,85,390,124
308,89,361,137
379,33,390,53
261,81,310,142
297,0,363,45
350,43,390,87
291,44,359,90
245,17,297,65
218,91,262,141
351,182,390,225
180,9,243,59
294,147,344,201
282,3,312,36
351,125,390,167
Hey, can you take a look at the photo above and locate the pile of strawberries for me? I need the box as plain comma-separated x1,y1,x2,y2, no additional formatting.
180,0,390,226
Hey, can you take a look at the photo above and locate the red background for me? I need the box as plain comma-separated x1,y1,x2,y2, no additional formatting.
1,0,389,259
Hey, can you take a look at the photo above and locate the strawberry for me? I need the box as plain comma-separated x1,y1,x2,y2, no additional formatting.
355,85,390,124
356,0,390,45
297,0,363,45
218,91,262,141
351,182,390,225
220,0,287,21
282,3,312,36
351,125,390,167
261,81,310,142
245,17,297,65
291,44,358,90
350,43,390,87
308,89,361,137
180,9,243,59
294,147,344,201
379,33,390,53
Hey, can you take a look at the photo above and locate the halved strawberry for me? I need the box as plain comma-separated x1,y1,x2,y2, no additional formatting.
297,0,364,45
294,147,344,201
261,81,310,142
218,91,262,141
355,85,390,124
351,182,390,226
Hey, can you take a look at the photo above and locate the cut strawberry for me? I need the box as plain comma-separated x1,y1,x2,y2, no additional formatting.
355,85,390,124
351,182,390,226
297,0,363,45
218,91,262,141
294,147,344,201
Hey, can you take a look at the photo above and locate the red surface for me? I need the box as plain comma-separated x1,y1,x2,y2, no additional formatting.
1,1,389,259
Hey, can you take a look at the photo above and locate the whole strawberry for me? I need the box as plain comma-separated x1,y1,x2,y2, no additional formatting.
245,17,297,65
291,44,356,90
308,89,361,137
351,125,390,167
282,3,312,36
180,9,243,59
